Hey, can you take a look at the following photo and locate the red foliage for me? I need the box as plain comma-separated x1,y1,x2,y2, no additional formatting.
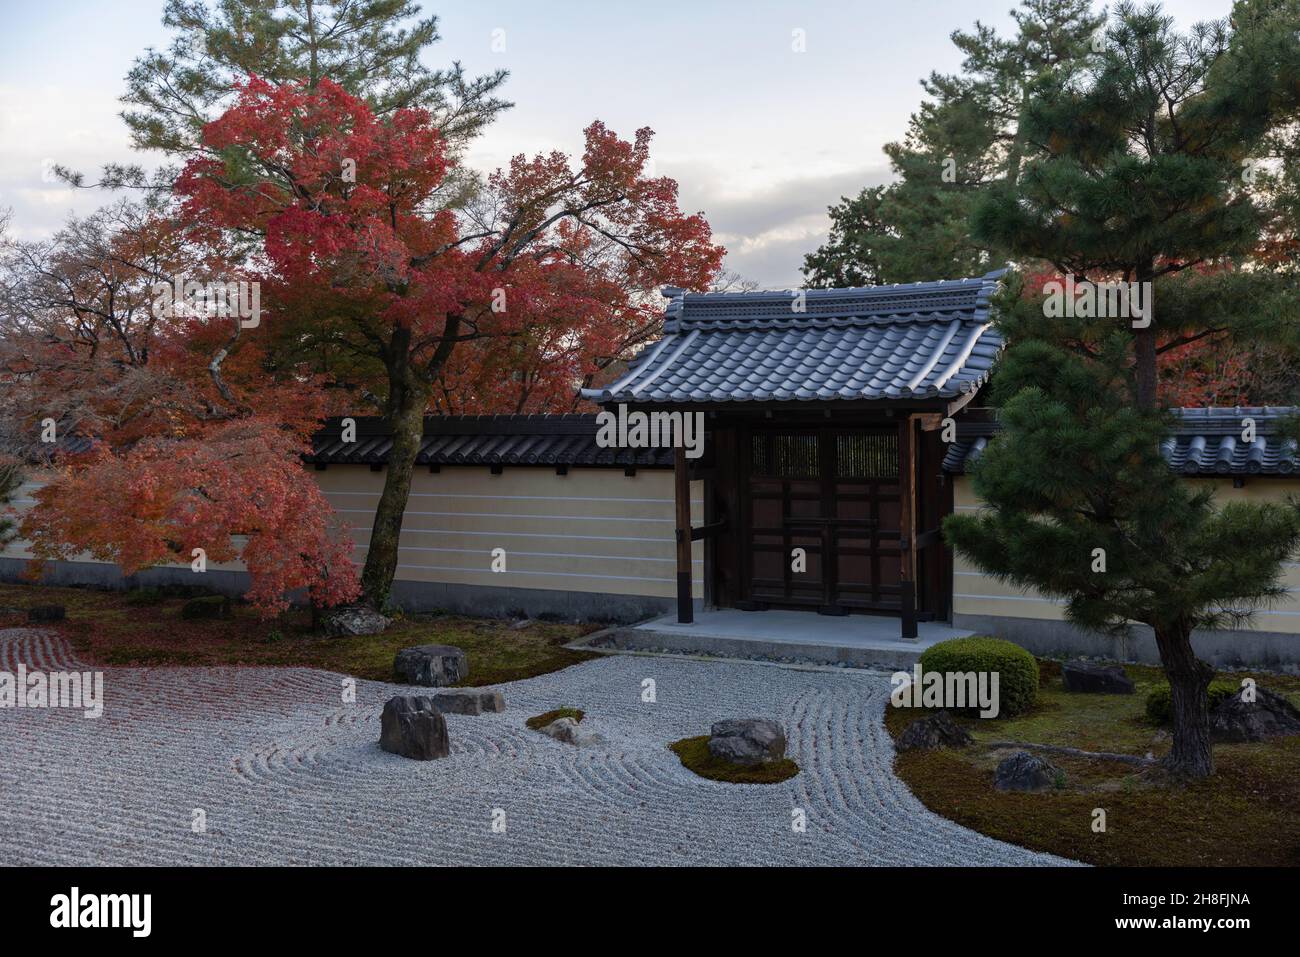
176,78,724,412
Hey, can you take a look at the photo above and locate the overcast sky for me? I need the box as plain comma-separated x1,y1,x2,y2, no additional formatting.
0,0,1234,288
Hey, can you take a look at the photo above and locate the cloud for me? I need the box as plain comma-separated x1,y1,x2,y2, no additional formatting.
671,161,893,288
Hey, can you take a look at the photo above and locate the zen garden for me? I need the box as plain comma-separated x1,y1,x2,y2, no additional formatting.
1,0,1300,888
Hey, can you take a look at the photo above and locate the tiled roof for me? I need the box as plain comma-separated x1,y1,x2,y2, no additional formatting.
944,407,1300,477
580,270,1007,405
306,414,673,468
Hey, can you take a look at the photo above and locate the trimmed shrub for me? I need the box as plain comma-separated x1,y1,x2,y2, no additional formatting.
1145,680,1239,724
917,636,1039,718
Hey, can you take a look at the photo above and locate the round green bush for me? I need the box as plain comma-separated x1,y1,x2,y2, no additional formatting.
916,636,1038,718
1144,680,1239,724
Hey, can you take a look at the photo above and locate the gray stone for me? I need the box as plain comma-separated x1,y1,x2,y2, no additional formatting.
393,644,468,687
510,618,535,631
321,604,390,637
994,750,1062,792
707,717,787,766
27,604,67,623
379,695,450,760
537,716,605,747
1210,687,1300,743
1061,659,1134,694
433,688,505,716
179,596,230,621
896,710,973,751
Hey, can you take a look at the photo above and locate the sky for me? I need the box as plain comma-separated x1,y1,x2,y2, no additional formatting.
0,0,1236,288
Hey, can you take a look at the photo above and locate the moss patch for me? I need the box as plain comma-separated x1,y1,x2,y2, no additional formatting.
526,708,585,730
885,660,1300,866
0,582,600,686
669,735,800,784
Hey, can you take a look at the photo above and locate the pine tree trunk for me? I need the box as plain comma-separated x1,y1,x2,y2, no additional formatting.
359,375,428,610
1152,619,1214,778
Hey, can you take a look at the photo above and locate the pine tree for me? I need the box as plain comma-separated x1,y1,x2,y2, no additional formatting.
803,0,1102,286
945,315,1300,777
972,0,1300,408
66,0,511,199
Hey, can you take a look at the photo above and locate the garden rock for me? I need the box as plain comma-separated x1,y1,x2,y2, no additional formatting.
321,604,390,637
1061,659,1134,694
707,718,787,766
379,695,450,760
433,688,505,716
537,717,605,747
994,750,1062,792
1209,687,1300,743
27,604,66,623
393,644,468,687
896,710,972,751
179,596,230,621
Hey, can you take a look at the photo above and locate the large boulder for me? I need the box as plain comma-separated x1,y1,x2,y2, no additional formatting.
1062,659,1135,694
321,604,390,637
27,604,67,623
393,644,468,687
433,688,505,716
379,695,450,760
896,710,973,751
536,717,605,748
707,718,787,766
179,596,231,621
1210,687,1300,743
994,750,1062,792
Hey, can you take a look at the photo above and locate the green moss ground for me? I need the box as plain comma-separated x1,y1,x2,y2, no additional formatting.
669,735,800,784
885,661,1300,866
0,582,599,686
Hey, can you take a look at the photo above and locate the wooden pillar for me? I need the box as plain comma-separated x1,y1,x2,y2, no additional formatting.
898,415,919,640
674,445,694,623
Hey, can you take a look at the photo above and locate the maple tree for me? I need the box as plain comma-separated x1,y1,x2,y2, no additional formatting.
175,76,723,608
0,202,360,615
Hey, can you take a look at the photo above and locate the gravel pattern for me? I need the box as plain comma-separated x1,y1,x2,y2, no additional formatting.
0,628,1075,866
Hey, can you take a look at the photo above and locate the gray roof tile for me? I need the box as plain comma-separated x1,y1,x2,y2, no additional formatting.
306,415,674,468
944,406,1300,477
581,270,1007,405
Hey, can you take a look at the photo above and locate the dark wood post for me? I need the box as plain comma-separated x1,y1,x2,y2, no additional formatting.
674,445,694,623
898,415,918,640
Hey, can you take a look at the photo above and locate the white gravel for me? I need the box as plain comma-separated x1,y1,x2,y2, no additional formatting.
0,628,1076,866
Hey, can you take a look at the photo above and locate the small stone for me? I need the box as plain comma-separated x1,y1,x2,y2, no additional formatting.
320,604,390,637
896,710,973,751
1210,687,1300,743
393,644,469,687
537,717,605,747
26,604,66,622
510,618,535,631
179,596,230,621
433,688,505,716
1061,659,1135,694
707,718,786,766
379,695,450,760
994,750,1062,792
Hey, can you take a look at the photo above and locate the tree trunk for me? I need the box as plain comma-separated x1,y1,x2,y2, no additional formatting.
359,375,428,610
1152,619,1215,778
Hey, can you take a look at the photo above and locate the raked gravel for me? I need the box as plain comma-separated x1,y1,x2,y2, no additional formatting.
0,628,1076,866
